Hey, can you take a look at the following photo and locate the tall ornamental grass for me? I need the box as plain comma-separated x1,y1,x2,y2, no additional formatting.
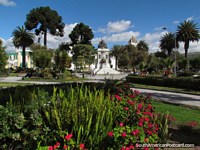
32,86,118,149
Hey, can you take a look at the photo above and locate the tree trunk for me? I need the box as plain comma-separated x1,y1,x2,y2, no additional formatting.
44,29,47,46
22,46,26,68
184,41,189,71
115,56,118,70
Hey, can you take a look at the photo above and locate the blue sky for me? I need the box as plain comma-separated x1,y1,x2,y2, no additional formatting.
1,0,200,53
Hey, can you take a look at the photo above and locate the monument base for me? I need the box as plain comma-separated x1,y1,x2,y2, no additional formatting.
93,67,121,75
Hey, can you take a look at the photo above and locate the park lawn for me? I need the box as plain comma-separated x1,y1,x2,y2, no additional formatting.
151,100,200,126
0,82,30,87
134,83,200,95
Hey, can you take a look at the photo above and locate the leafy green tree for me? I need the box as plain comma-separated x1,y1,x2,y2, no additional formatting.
189,55,200,71
54,49,72,73
72,44,95,76
69,23,94,45
25,6,65,47
110,45,124,70
31,44,53,69
176,20,200,58
0,40,8,72
12,26,34,68
159,32,178,57
137,40,149,51
154,51,168,59
58,42,72,52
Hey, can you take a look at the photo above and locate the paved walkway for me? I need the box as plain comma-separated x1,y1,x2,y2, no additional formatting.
1,76,200,107
132,88,200,107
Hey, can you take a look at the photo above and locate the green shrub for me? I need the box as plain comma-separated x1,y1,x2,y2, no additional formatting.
126,75,200,91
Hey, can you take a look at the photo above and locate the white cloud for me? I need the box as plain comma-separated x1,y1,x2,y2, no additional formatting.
173,20,180,24
141,31,167,53
98,20,132,33
43,23,77,49
186,16,194,21
2,23,77,51
0,0,16,6
92,31,140,45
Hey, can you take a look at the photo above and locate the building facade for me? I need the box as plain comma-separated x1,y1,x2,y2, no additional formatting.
6,49,33,68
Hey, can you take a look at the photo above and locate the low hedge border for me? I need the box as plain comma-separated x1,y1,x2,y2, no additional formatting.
126,76,200,91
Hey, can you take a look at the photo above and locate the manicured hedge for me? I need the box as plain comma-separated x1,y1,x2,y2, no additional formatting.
126,76,200,91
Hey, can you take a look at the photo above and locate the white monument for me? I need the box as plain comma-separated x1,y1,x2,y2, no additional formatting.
93,40,121,75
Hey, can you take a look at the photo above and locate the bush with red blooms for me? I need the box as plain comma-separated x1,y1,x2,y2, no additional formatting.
46,81,168,150
107,87,160,150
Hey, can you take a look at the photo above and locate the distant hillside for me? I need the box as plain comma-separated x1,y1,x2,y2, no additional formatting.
180,51,200,59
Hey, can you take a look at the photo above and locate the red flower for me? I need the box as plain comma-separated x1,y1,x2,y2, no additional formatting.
79,143,85,149
120,122,124,127
129,145,135,149
65,133,73,141
144,117,149,122
137,103,142,109
138,122,143,127
48,146,53,150
134,90,140,95
144,147,149,150
129,94,136,98
148,123,153,128
108,131,114,137
125,147,130,150
115,94,122,101
121,147,125,150
64,145,68,149
127,100,134,105
147,130,152,135
121,132,127,137
124,107,129,111
147,103,152,109
132,129,140,136
136,110,140,114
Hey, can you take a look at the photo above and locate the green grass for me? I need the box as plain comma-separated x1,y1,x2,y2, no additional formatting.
151,100,200,126
0,82,30,87
134,83,200,95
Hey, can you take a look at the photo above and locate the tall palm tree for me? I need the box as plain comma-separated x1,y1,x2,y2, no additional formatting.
110,45,123,70
159,32,178,57
12,26,34,68
176,20,200,58
137,40,149,51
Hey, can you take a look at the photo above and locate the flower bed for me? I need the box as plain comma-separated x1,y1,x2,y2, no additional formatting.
0,82,169,149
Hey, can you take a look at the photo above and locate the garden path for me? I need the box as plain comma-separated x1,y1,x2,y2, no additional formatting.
132,88,200,107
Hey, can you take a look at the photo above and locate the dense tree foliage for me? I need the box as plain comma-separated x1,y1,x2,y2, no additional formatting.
0,40,8,72
72,44,96,71
12,26,34,68
110,45,124,70
58,42,72,52
112,44,149,71
160,32,179,57
137,40,149,52
25,6,65,47
69,23,94,45
176,20,200,58
54,49,72,73
30,44,53,69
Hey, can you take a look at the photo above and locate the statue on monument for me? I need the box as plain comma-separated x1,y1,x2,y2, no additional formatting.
98,39,107,49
